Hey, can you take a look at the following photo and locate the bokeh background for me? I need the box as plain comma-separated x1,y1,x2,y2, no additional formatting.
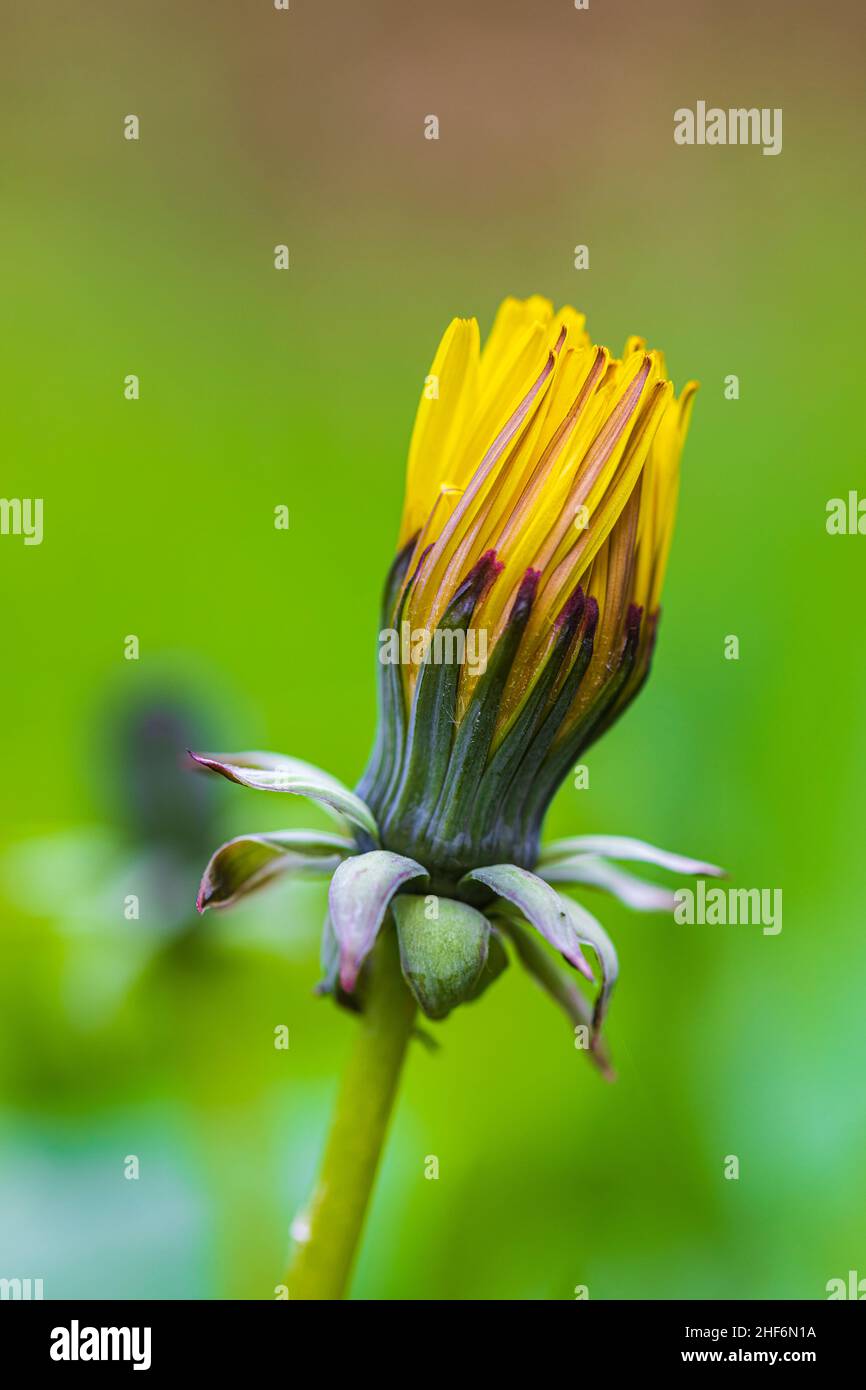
2,0,864,1300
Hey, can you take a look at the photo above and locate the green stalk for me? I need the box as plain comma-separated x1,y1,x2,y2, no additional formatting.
287,924,416,1299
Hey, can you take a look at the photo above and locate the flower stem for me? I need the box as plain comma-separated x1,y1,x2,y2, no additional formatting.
287,924,416,1299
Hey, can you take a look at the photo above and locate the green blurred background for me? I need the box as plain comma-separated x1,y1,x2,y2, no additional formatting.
2,0,864,1299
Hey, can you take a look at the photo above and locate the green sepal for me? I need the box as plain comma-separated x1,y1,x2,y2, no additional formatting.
356,535,418,813
502,610,598,859
421,568,537,863
516,606,640,855
392,893,491,1020
473,589,587,858
380,551,500,853
315,912,363,1014
465,923,509,1002
189,750,379,847
196,829,353,912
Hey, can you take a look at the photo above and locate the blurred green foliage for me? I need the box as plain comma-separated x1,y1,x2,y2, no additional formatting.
1,1,863,1299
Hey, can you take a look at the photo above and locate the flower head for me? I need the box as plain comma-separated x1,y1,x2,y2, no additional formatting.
359,296,696,883
190,297,721,1073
